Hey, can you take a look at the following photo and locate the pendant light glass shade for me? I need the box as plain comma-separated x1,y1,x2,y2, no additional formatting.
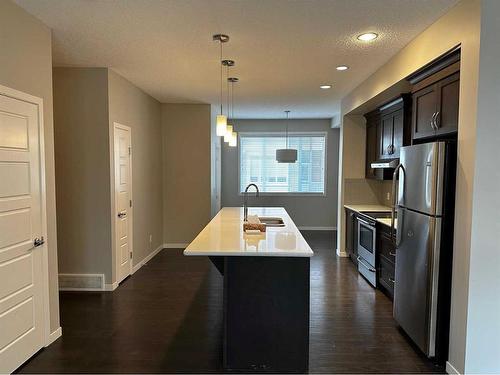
229,131,237,147
216,115,227,136
276,110,297,163
224,125,233,143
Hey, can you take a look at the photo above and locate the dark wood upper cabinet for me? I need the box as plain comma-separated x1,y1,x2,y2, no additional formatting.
364,111,382,180
436,72,460,136
364,95,411,180
409,48,460,141
412,84,438,139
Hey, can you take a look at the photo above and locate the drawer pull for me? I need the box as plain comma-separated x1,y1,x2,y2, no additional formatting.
389,277,395,284
389,251,396,257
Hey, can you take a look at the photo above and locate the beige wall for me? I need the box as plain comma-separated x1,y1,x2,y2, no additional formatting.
53,68,113,281
337,0,481,372
108,70,163,277
162,104,212,244
53,68,163,284
464,1,500,371
0,0,60,332
221,119,339,228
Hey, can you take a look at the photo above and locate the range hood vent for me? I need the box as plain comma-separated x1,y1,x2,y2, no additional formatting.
371,158,399,169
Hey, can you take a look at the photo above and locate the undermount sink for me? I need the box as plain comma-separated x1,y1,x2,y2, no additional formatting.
258,216,285,227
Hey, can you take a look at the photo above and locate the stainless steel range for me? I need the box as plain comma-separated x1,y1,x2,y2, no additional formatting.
356,214,377,286
355,211,393,287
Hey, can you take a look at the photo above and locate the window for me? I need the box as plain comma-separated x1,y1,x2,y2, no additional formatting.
239,133,326,194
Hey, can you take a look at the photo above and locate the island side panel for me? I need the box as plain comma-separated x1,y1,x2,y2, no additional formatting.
223,256,310,372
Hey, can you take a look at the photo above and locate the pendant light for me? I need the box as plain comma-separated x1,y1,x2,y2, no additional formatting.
228,77,239,147
222,61,235,142
276,110,297,163
213,34,229,136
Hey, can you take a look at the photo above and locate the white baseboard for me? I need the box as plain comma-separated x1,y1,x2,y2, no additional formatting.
131,244,165,274
45,327,62,347
104,282,118,291
298,226,336,231
164,243,189,249
446,361,461,375
336,248,349,257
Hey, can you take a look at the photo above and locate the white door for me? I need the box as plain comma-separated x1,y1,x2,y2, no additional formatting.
114,124,133,284
0,92,47,373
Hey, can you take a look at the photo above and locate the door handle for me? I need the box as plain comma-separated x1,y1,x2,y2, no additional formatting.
117,211,126,218
33,237,45,248
357,256,376,272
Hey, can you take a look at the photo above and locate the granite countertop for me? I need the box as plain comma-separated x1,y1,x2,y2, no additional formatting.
184,207,314,257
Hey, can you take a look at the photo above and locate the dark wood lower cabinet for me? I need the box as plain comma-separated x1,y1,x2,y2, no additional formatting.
376,224,396,300
345,208,358,264
223,256,310,373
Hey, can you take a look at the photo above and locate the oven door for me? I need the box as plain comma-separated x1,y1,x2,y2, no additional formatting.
357,217,376,266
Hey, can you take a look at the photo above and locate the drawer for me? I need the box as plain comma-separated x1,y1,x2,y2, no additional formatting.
378,256,395,300
377,230,396,264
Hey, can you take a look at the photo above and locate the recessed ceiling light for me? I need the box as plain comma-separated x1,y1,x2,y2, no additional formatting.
320,85,332,89
357,32,378,42
336,65,349,71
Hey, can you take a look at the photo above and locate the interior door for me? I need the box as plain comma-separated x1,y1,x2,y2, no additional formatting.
114,124,132,284
0,93,46,373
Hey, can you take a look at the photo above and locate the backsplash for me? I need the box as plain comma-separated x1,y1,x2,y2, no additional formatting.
344,178,394,206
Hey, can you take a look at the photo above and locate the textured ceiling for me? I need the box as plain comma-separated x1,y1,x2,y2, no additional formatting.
15,0,458,118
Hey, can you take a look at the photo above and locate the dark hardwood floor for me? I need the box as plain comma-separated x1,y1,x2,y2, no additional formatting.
17,231,443,374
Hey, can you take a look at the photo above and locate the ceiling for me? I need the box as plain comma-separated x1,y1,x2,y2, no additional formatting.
15,0,458,119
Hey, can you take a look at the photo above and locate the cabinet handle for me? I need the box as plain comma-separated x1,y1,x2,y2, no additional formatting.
389,251,396,257
430,112,437,130
434,111,440,129
389,277,395,284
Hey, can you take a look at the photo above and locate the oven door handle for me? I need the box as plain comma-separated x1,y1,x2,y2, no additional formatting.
357,256,376,272
356,217,373,227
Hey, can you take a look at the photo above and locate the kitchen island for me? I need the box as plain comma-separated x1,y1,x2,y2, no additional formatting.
184,207,313,373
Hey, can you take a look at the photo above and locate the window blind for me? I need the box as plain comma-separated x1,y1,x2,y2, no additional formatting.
239,134,326,193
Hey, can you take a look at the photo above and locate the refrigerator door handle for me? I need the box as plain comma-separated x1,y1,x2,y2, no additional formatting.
396,208,404,248
391,163,405,243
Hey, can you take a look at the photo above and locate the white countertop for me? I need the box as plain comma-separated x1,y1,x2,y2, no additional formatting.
344,204,397,229
377,217,398,229
184,207,314,257
344,204,392,212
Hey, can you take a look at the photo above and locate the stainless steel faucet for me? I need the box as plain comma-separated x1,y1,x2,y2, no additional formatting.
243,183,259,221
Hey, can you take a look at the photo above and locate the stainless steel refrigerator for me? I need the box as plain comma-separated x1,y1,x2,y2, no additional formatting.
394,141,456,361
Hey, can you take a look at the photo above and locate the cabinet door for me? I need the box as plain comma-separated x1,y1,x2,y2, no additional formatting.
391,109,404,158
412,84,438,140
345,209,354,255
365,120,380,179
378,256,395,300
380,114,394,159
435,72,459,136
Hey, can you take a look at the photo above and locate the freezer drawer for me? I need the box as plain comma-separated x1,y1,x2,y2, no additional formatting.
393,207,442,357
398,142,445,216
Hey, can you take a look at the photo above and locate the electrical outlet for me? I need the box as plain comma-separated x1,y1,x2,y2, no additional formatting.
149,234,153,243
386,192,391,201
